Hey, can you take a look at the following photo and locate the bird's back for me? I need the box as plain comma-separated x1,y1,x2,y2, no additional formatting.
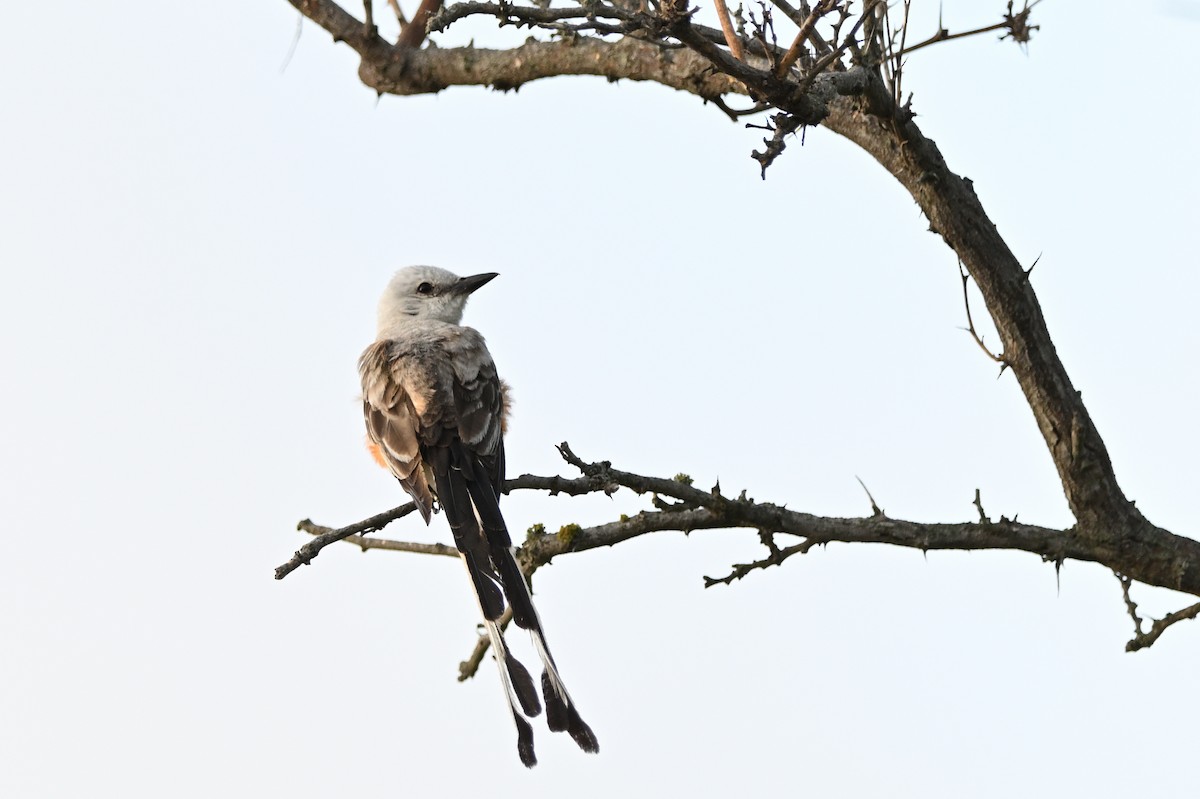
360,320,505,519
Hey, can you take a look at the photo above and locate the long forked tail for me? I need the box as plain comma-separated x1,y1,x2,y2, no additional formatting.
428,446,542,766
451,441,600,757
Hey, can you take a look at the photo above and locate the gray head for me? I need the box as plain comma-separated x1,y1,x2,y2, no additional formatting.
376,266,498,334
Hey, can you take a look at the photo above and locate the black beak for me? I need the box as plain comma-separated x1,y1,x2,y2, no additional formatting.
454,272,499,295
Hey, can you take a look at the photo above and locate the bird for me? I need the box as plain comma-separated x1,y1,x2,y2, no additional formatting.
358,266,598,767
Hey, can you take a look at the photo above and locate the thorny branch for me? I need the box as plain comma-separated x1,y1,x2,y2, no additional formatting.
900,0,1041,56
283,0,1200,658
285,444,1200,668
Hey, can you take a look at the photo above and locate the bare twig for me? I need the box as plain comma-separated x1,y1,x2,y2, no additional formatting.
713,0,745,60
774,0,834,78
1126,601,1200,653
387,0,408,26
397,0,444,47
773,0,832,55
277,502,422,579
855,475,884,517
900,19,1008,56
959,262,1007,366
973,488,990,524
703,539,815,587
899,0,1040,56
1117,570,1200,652
891,0,911,107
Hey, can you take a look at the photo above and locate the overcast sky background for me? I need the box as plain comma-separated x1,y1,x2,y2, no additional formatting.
3,1,1199,796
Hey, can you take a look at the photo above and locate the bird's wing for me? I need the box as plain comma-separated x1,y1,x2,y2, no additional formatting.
358,339,435,523
448,329,506,496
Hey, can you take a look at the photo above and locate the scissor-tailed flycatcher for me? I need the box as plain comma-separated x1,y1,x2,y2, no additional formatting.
359,266,598,767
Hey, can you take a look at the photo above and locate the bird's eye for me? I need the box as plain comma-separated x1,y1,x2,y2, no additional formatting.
416,282,434,295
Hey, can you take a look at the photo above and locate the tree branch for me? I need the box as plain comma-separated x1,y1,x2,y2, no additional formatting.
1125,601,1200,653
900,0,1041,57
774,0,835,78
712,0,745,60
818,79,1183,565
287,445,1200,652
281,0,1200,652
277,502,423,579
397,0,444,47
1117,572,1200,653
958,260,1008,369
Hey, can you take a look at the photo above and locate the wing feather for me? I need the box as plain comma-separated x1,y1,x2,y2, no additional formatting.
359,340,435,522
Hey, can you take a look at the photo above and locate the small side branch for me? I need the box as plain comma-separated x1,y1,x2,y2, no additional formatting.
1119,570,1200,652
959,262,1008,369
703,539,816,587
775,0,835,78
277,503,422,579
713,0,745,60
855,475,885,517
1126,603,1200,652
397,0,444,47
973,488,991,524
387,0,408,26
899,0,1041,56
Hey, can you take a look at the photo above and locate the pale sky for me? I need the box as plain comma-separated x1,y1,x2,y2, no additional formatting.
3,2,1199,797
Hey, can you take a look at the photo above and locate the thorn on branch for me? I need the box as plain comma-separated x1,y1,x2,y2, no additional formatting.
898,0,1040,57
1040,551,1065,595
855,475,885,517
1023,252,1042,282
972,488,990,524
